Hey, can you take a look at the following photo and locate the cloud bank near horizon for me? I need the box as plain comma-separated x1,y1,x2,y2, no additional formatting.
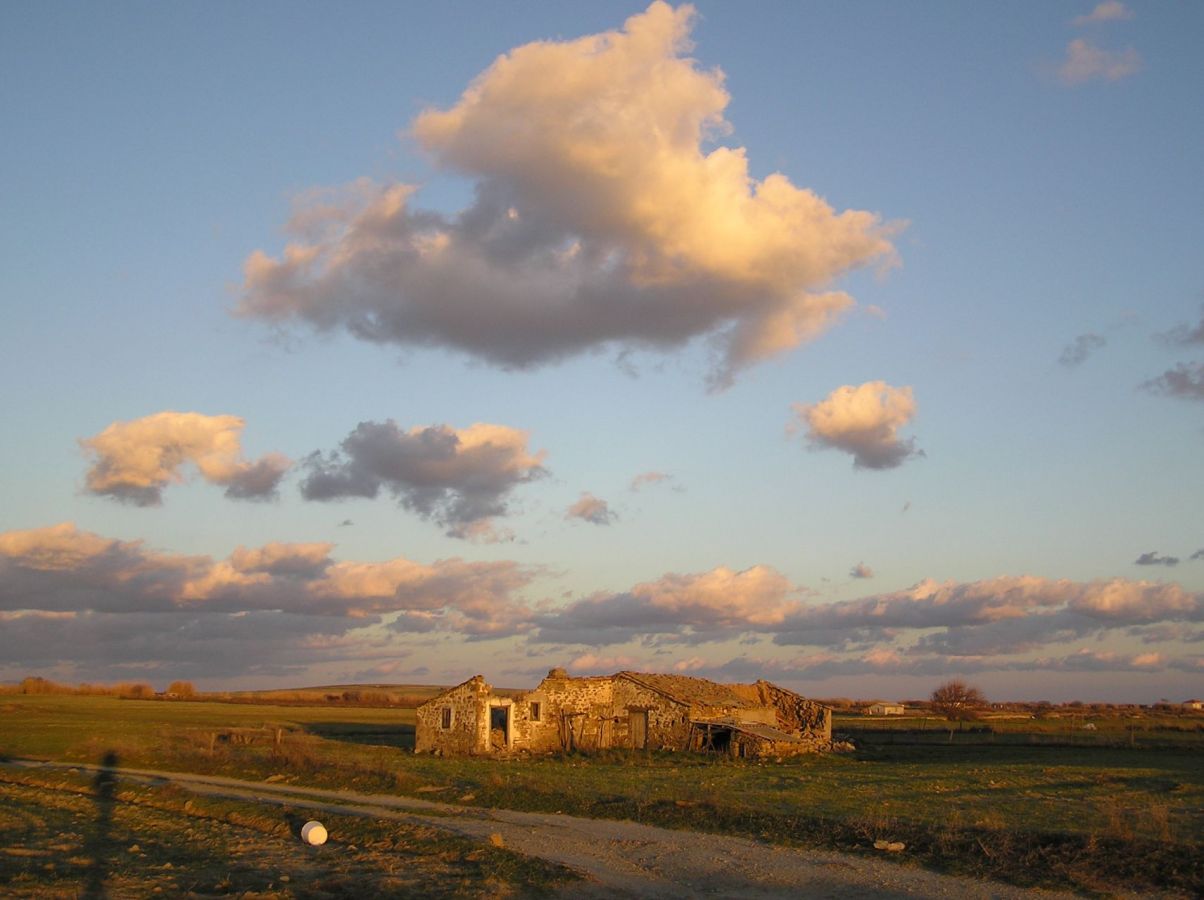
2,523,1199,688
0,522,536,679
237,2,897,388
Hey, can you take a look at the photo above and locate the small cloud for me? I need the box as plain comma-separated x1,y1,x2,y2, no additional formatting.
565,492,617,526
1058,332,1106,366
80,411,290,505
446,519,516,544
849,562,874,579
299,420,546,539
566,653,641,674
222,456,292,500
629,471,672,492
1158,307,1204,346
1135,551,1179,567
901,501,911,514
1058,39,1141,85
1073,2,1133,26
337,519,354,527
1141,362,1204,401
864,305,887,320
791,381,923,470
1190,549,1204,561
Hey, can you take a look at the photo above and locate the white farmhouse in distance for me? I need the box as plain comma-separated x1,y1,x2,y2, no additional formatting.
1184,699,1203,711
867,702,906,716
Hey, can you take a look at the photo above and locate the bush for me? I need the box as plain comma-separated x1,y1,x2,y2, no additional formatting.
19,676,71,695
116,682,154,699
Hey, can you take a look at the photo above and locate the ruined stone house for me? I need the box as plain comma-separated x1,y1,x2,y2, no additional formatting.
415,668,831,758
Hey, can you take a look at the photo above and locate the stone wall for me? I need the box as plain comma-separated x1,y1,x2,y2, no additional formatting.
530,670,617,751
414,675,490,754
754,680,832,746
416,670,832,756
732,733,817,759
611,678,692,749
501,673,603,752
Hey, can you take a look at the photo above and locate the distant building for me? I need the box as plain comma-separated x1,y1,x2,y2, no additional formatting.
867,702,906,716
1184,699,1203,711
415,668,832,758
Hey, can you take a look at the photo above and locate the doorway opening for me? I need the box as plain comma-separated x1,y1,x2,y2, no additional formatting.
630,710,648,749
489,704,511,751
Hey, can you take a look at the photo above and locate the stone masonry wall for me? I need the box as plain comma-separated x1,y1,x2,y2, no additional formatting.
417,671,832,756
611,678,692,749
755,680,832,746
414,676,489,754
531,671,616,751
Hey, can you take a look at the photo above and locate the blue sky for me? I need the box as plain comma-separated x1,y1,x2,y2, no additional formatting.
2,1,1201,702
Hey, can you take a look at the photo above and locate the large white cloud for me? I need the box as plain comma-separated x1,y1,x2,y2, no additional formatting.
81,411,290,505
299,420,546,540
792,381,922,470
238,2,896,387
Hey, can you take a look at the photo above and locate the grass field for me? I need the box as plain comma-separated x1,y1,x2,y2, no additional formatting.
834,711,1204,748
2,695,1202,896
0,765,572,898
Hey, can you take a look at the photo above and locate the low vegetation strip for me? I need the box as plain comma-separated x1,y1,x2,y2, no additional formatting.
836,713,1204,749
2,695,1201,897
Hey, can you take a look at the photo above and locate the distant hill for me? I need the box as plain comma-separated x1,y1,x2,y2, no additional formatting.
220,682,524,707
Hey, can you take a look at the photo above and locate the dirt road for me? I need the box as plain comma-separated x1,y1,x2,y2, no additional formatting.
5,759,1088,898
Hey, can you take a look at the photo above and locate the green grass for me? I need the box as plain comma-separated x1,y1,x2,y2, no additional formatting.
3,695,1202,895
835,711,1204,748
0,695,416,760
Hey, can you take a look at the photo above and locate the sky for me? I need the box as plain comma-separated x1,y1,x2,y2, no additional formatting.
2,1,1202,703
